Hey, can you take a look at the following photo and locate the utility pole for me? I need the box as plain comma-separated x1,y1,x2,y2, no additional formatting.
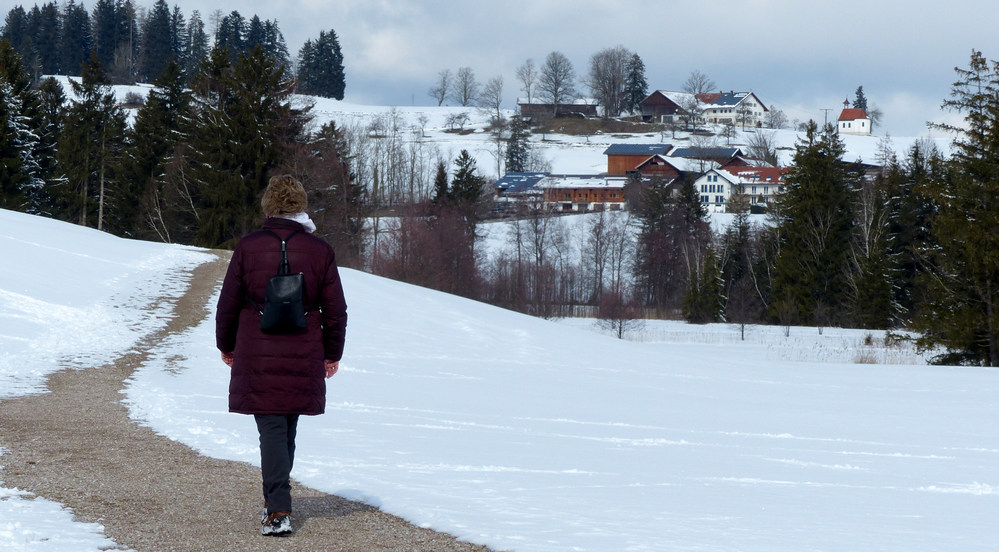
821,108,832,127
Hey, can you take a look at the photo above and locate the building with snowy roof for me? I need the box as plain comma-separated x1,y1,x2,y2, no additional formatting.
702,92,768,128
537,174,630,212
838,100,871,135
691,166,787,213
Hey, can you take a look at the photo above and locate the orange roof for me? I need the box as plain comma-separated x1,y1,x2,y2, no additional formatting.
696,92,722,104
839,108,868,121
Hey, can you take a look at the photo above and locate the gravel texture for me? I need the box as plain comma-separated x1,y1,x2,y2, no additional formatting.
0,253,495,552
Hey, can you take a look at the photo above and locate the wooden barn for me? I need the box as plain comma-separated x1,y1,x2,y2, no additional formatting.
603,144,673,174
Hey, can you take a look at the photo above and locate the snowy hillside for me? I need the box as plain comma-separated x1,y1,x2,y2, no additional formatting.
52,75,955,181
1,208,997,551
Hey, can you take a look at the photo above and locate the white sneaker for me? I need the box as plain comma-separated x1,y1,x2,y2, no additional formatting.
261,511,292,536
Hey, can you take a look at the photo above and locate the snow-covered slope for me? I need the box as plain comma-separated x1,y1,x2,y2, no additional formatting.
2,209,996,551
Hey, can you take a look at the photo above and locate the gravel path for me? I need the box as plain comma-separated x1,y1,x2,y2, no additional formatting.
0,253,495,552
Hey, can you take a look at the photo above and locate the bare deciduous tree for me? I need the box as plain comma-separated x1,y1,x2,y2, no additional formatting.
682,69,716,95
428,69,451,106
516,58,536,105
746,131,780,166
480,75,504,122
585,45,632,118
765,106,788,129
538,51,577,117
450,66,479,107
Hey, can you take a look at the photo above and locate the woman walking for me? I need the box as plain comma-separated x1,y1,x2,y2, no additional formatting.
216,175,348,536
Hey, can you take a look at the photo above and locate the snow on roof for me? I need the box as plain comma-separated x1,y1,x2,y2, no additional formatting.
839,108,869,121
537,174,628,189
669,147,742,159
603,143,673,156
495,172,549,194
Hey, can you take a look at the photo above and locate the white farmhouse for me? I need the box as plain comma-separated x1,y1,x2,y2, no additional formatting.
701,91,769,128
691,166,786,213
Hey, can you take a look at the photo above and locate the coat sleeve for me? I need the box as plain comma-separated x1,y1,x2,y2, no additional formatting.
216,246,246,353
319,246,348,361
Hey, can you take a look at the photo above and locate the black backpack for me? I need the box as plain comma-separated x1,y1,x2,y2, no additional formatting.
249,229,309,334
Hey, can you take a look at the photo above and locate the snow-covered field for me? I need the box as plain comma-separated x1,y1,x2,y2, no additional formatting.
52,75,954,181
2,208,998,552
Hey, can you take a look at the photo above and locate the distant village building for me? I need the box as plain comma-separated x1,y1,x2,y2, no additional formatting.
838,99,871,135
518,98,599,125
702,92,768,128
639,90,768,128
603,144,673,174
538,175,629,212
691,166,787,213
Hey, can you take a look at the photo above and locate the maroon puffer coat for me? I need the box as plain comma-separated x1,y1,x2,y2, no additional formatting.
216,217,347,415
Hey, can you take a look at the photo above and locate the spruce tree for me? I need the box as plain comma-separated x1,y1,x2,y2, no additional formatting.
139,0,173,82
771,121,856,325
189,45,303,247
56,51,127,230
296,29,345,99
184,11,209,80
123,59,192,241
60,0,91,76
215,11,246,64
32,76,64,215
505,115,530,172
0,39,45,212
449,150,485,207
683,246,724,323
623,53,648,115
853,85,868,110
431,160,448,204
915,50,999,365
634,176,711,313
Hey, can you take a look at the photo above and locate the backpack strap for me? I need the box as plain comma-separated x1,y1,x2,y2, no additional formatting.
247,228,310,315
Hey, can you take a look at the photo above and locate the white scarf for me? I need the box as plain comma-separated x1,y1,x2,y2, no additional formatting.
279,212,317,234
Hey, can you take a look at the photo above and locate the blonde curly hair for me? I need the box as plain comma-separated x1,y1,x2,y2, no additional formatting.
261,175,308,217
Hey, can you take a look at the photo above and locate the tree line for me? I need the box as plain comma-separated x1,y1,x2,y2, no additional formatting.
1,1,345,99
2,26,998,365
431,46,649,118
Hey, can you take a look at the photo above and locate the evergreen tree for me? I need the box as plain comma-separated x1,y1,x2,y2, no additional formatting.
2,7,29,56
184,10,209,80
214,10,246,64
296,29,344,99
771,120,856,325
188,45,303,247
26,3,60,77
56,51,127,230
915,50,999,365
683,246,724,323
449,149,485,208
60,0,92,75
623,53,648,114
123,59,192,240
634,176,711,313
505,115,530,172
138,0,172,82
33,76,65,215
431,160,448,204
245,15,265,51
262,20,290,68
91,0,126,74
853,85,868,110
169,5,187,65
0,39,46,212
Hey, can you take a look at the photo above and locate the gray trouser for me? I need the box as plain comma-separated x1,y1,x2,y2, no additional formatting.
254,414,300,513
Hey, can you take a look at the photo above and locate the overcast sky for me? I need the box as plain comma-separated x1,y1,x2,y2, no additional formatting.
162,0,997,137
